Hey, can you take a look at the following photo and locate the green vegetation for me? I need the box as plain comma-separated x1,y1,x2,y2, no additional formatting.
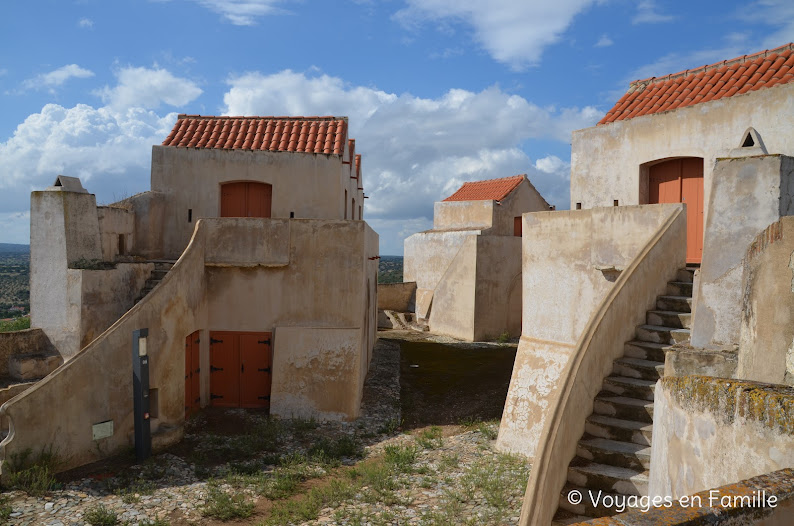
202,481,255,520
69,258,116,270
0,317,30,332
377,255,403,284
0,494,11,523
84,504,119,526
4,447,61,496
0,248,29,319
414,426,444,449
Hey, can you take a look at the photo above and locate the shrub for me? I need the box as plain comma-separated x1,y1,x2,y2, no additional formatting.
84,504,119,526
0,317,30,333
4,447,61,496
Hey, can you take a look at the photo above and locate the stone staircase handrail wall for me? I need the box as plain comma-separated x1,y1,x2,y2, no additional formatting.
519,203,686,526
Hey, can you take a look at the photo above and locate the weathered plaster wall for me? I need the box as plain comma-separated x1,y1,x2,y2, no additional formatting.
117,191,166,260
77,264,154,348
403,230,477,319
739,218,794,385
426,236,478,341
97,206,134,261
473,236,522,340
0,329,56,377
377,282,416,312
271,328,362,420
30,189,104,358
691,155,794,348
649,376,794,500
498,204,685,458
571,82,794,211
433,200,493,230
151,146,358,258
489,179,551,236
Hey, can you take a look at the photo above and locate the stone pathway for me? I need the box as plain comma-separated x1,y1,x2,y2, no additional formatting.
1,335,529,525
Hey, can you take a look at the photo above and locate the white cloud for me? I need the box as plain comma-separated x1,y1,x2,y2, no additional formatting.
22,64,94,92
625,45,745,82
0,212,30,244
78,18,93,28
190,0,289,25
595,34,613,47
742,1,794,48
632,1,674,24
393,0,599,70
224,70,599,253
95,66,202,110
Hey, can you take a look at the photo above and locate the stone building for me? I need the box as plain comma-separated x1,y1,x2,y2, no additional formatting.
403,174,551,341
2,115,378,474
497,44,794,524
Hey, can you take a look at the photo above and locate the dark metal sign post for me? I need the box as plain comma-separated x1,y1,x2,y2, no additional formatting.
132,329,151,462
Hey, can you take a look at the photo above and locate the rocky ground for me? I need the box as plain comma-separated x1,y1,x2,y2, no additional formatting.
0,332,527,525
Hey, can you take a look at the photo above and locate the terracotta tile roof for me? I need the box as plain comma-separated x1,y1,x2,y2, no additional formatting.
600,43,794,125
161,114,349,155
443,174,526,202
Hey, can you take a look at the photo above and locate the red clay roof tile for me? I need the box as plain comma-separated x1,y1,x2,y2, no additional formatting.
162,115,349,156
598,43,794,125
442,174,526,202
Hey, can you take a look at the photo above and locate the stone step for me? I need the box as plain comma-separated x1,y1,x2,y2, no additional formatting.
647,310,692,329
602,376,656,401
585,415,653,446
623,340,671,362
151,259,177,271
612,357,664,381
552,507,593,525
557,484,624,519
567,462,649,496
635,324,690,345
8,353,63,382
666,281,693,297
151,269,170,280
677,268,696,283
577,437,651,470
656,295,692,313
593,395,653,423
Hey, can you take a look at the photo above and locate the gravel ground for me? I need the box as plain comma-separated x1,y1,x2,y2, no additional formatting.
0,333,529,525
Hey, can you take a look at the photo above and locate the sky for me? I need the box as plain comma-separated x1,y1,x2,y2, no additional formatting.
1,1,792,254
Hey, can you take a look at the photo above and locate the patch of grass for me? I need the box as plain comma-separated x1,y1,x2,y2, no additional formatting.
69,258,116,270
457,416,480,429
202,482,255,520
383,444,417,474
415,426,444,449
478,420,499,440
115,479,156,504
0,317,30,332
291,416,318,439
4,447,61,496
84,504,119,526
439,452,460,471
138,518,170,526
496,331,511,344
377,418,401,435
265,477,359,525
0,494,12,522
308,435,363,464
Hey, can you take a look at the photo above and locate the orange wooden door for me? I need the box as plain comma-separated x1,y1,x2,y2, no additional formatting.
184,331,201,418
221,182,247,217
513,217,522,237
209,331,240,407
247,183,272,218
648,158,704,264
239,333,272,409
681,159,704,264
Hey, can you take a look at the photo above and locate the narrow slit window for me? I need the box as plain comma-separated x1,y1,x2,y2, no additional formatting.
576,202,582,210
188,209,192,222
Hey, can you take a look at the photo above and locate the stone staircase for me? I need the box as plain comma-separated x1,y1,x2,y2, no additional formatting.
553,267,695,524
134,260,177,305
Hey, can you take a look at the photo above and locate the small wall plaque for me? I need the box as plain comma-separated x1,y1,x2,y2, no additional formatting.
92,420,114,440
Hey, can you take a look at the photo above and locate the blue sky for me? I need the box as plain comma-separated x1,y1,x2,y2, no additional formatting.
1,0,792,254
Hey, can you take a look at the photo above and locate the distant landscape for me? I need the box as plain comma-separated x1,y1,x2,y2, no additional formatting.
0,244,30,318
378,255,403,284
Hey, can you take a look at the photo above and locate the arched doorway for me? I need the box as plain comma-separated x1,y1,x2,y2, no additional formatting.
648,158,704,264
220,182,272,218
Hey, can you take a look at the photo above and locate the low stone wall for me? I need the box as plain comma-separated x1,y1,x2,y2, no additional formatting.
0,329,56,377
377,282,416,312
571,468,794,525
650,376,794,500
664,347,738,379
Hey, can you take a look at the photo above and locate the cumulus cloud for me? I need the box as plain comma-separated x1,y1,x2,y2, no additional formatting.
741,0,794,48
21,64,94,92
632,1,674,24
224,70,599,252
595,34,613,47
94,66,202,110
393,0,599,69
190,0,288,25
78,18,93,28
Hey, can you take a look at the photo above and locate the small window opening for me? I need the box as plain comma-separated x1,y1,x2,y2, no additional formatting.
513,217,522,237
188,209,192,223
149,388,159,419
742,133,755,147
290,211,295,218
344,190,348,219
613,200,619,207
359,206,362,220
576,202,582,210
117,234,125,256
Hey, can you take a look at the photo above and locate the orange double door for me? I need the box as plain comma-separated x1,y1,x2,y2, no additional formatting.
648,158,704,264
209,331,273,409
185,331,201,419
